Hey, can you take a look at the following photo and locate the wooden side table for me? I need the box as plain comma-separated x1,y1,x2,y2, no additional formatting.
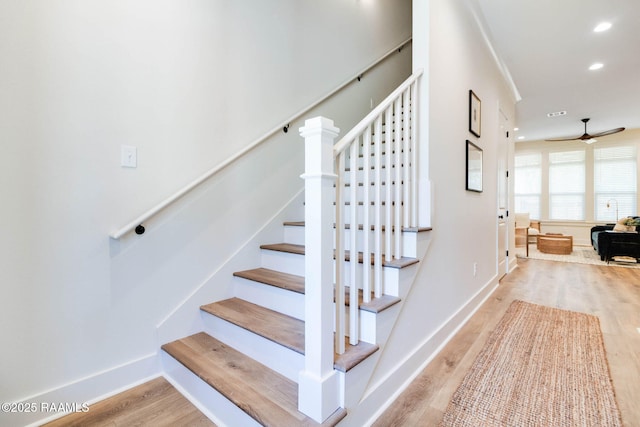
537,234,573,255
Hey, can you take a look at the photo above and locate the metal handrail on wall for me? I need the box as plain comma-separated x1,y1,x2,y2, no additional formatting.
110,37,412,240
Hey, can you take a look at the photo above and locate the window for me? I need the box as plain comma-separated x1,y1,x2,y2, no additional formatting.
514,153,541,219
549,150,585,220
594,146,637,221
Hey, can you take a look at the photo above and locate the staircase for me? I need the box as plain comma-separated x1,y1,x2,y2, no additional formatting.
160,70,427,426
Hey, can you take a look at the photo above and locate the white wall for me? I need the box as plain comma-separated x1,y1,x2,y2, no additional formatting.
354,0,518,422
420,0,516,316
0,0,412,417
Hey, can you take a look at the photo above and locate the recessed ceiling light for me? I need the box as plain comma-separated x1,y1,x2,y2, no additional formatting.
589,63,604,71
513,127,519,131
547,111,567,117
517,136,525,140
594,22,612,32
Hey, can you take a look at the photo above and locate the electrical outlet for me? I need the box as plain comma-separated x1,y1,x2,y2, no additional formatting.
121,145,137,168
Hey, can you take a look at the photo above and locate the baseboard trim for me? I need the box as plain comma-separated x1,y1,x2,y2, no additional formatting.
7,353,160,427
359,275,500,426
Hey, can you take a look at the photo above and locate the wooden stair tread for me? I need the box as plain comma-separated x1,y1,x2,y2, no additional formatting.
342,181,392,187
234,268,305,294
162,333,346,427
342,287,401,313
260,242,306,255
200,297,379,371
334,339,379,373
345,165,387,172
201,298,305,354
344,250,419,269
235,268,398,313
260,243,418,269
283,221,305,227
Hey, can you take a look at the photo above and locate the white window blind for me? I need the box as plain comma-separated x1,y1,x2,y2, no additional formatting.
594,145,637,221
514,153,541,219
549,150,585,220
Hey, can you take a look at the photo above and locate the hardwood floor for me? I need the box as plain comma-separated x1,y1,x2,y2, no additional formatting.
40,258,640,426
42,377,215,427
374,258,640,426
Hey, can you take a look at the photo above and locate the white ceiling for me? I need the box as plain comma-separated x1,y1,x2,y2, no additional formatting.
475,0,640,142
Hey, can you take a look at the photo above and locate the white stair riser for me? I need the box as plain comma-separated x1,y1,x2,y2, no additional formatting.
341,168,402,186
339,351,381,410
201,313,303,382
336,262,385,292
162,352,261,427
286,228,394,255
285,223,418,259
353,154,394,172
357,310,378,344
339,307,371,344
352,154,412,173
337,301,400,345
340,204,410,224
402,231,422,258
338,229,394,255
384,262,418,298
233,276,305,320
261,247,407,295
261,249,305,276
283,225,305,245
360,304,400,344
340,185,404,205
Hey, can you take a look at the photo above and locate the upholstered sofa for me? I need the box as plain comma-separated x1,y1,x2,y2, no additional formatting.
591,224,614,254
591,217,640,262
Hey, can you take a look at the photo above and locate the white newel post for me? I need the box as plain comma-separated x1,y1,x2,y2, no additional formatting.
298,117,340,422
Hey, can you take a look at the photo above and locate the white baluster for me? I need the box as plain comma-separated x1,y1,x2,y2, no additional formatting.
394,97,402,258
335,152,345,355
385,107,393,263
349,140,359,345
403,88,411,228
411,81,418,227
362,127,371,303
374,116,383,298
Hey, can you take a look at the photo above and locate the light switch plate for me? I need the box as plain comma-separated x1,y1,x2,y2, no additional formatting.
121,145,137,168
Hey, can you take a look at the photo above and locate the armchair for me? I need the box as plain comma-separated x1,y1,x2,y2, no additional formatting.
515,213,540,257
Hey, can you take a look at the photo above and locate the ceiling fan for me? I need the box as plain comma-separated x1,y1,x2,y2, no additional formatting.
545,118,625,143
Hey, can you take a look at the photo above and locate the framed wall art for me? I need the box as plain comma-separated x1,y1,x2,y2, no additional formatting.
469,90,481,137
466,140,483,192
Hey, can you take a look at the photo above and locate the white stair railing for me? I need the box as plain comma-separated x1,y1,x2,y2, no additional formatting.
298,70,422,422
333,69,422,352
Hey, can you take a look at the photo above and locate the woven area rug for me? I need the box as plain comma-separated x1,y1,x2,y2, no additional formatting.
440,300,622,427
515,245,640,268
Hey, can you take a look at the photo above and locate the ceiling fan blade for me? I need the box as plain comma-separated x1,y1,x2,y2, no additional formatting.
544,119,625,142
589,127,626,138
544,134,586,142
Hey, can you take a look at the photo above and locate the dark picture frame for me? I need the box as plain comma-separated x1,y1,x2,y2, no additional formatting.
469,90,481,137
466,140,483,192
